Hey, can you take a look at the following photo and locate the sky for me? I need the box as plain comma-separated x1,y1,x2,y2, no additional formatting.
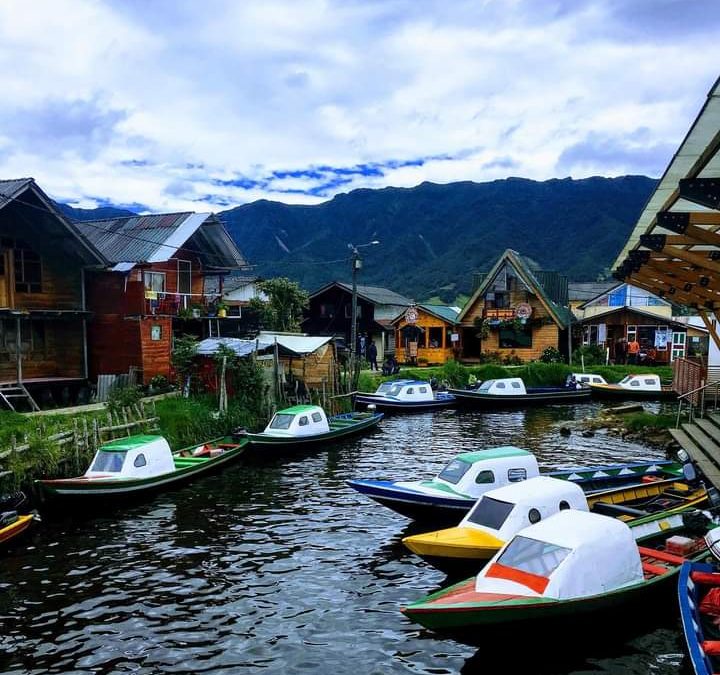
0,0,718,213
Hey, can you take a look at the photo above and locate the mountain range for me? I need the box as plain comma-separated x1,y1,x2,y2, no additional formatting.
58,175,656,303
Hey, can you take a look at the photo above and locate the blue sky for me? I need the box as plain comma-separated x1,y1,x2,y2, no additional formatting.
0,0,717,212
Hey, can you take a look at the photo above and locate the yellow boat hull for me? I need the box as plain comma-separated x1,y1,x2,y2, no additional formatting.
0,514,34,546
403,526,504,560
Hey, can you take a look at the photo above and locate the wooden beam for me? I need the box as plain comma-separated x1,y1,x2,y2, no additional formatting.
628,270,716,307
700,310,720,352
641,262,720,299
651,244,720,275
657,212,720,246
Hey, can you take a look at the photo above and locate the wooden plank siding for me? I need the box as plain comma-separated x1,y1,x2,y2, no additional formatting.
395,308,458,365
283,343,336,390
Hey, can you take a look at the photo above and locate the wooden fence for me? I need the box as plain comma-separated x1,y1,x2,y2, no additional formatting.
0,401,160,481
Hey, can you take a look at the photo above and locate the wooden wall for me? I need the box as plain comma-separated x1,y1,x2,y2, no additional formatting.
140,317,172,383
395,309,458,364
284,343,335,391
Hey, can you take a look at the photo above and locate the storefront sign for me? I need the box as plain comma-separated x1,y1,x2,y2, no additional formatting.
516,303,533,319
404,307,418,324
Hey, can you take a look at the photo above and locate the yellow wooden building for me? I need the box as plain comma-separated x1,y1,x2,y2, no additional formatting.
392,304,461,365
458,249,572,362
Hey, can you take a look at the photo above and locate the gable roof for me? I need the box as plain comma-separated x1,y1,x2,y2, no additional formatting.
76,212,247,271
0,178,106,266
576,282,670,310
575,305,688,328
568,282,617,303
458,249,572,328
310,281,412,306
390,303,461,326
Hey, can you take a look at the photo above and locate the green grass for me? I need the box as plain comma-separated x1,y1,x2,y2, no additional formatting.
622,413,676,432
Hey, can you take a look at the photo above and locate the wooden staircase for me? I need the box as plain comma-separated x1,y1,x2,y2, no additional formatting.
0,382,40,412
670,412,720,487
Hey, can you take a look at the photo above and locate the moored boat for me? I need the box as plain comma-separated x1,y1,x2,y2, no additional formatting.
403,475,708,574
244,405,383,450
448,377,590,407
0,511,36,547
679,560,720,675
35,434,248,502
402,509,710,632
354,380,455,412
347,446,685,524
588,374,676,400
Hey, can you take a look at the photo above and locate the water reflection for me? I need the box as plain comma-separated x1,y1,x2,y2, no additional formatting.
0,404,683,674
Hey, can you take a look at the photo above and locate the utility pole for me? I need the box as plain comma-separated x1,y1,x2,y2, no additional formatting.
348,240,379,391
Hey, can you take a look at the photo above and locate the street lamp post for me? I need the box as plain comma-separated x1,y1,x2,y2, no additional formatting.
348,240,379,390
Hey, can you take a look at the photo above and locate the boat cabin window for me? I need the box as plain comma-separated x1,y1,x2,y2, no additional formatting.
299,416,309,426
467,497,515,530
644,379,655,386
578,376,589,383
496,382,506,389
133,453,147,468
511,381,522,389
496,536,572,578
387,385,403,397
528,508,541,524
377,382,395,394
311,412,323,423
269,414,294,430
91,451,127,473
406,388,414,394
419,387,428,394
592,377,603,383
438,459,472,484
559,500,570,510
630,380,640,387
478,380,495,392
619,376,632,385
508,468,527,482
475,470,495,485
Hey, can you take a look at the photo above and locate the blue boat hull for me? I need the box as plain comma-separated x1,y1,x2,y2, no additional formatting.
354,393,455,412
679,561,718,675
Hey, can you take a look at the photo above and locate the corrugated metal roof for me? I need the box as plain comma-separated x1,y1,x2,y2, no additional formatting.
76,212,247,269
0,178,34,209
326,282,411,306
568,282,616,301
419,304,460,323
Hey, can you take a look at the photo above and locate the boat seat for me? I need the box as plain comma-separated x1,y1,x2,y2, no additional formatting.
637,546,688,565
641,560,669,577
702,641,720,656
692,571,720,586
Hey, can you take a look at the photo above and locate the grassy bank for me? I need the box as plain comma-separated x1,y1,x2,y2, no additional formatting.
358,361,673,391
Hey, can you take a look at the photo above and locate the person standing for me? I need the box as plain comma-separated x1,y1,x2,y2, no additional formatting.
627,337,640,365
368,341,378,371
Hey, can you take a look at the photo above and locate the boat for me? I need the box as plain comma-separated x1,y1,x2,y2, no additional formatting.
571,373,608,387
402,509,710,631
35,434,249,502
679,560,720,675
588,374,676,400
347,446,686,524
448,377,591,407
0,511,36,547
403,475,708,574
244,404,383,450
354,380,455,412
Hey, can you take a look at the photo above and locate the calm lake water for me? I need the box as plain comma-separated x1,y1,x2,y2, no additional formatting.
0,403,687,674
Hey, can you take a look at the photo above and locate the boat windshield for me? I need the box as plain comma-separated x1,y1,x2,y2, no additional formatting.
496,536,572,578
91,450,127,473
386,385,403,397
438,458,472,484
618,375,633,385
376,382,395,394
269,414,294,430
466,497,515,530
478,380,495,392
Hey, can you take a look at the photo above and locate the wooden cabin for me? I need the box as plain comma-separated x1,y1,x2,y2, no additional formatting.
79,212,246,384
0,178,107,409
303,282,411,363
458,249,572,362
392,304,461,365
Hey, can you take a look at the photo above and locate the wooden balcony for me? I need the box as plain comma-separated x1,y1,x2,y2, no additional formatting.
143,292,224,318
483,308,516,320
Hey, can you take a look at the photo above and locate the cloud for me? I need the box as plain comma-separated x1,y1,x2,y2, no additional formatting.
0,0,716,212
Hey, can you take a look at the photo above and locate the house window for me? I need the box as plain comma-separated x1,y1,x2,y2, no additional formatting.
344,304,361,318
14,241,42,293
626,325,637,343
144,271,166,293
499,327,533,348
177,260,192,294
150,325,162,341
583,325,599,345
0,319,44,355
428,327,442,348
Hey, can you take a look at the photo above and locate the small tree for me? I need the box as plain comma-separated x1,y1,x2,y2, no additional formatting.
172,334,199,397
250,277,309,332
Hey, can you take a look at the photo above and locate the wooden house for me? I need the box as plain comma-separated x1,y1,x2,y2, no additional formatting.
79,212,247,384
574,283,693,363
0,178,107,409
302,282,411,363
458,249,572,362
392,304,461,365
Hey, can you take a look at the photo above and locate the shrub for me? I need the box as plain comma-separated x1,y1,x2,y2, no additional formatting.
439,360,469,387
106,385,143,415
572,344,606,366
521,362,571,387
540,346,563,363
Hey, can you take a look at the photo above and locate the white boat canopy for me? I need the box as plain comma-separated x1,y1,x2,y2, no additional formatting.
476,510,643,600
262,405,330,437
617,374,662,391
85,435,175,480
373,380,435,402
460,476,588,541
476,378,527,396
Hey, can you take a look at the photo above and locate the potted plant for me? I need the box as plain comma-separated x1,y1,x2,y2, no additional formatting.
190,303,203,319
217,302,228,318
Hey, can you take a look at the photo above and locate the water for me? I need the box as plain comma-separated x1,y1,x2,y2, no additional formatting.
0,403,687,674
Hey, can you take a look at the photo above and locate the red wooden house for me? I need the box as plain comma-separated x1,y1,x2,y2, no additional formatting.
78,212,247,384
0,178,107,409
